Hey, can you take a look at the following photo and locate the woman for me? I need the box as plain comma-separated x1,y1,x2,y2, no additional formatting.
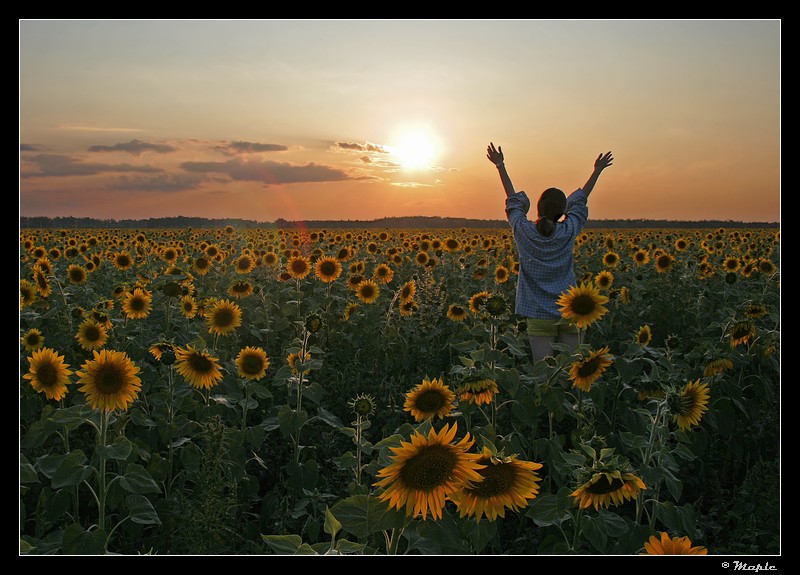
486,142,614,362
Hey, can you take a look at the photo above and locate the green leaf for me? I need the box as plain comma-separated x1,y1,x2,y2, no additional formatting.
335,539,367,554
99,436,133,461
598,508,630,537
261,534,303,555
582,515,608,552
324,506,341,537
45,488,73,522
126,494,161,525
302,382,324,404
527,492,571,527
21,419,58,448
286,460,319,491
51,450,91,489
19,539,35,554
330,494,406,539
277,405,308,438
20,454,39,484
119,463,161,494
62,523,107,555
316,406,344,428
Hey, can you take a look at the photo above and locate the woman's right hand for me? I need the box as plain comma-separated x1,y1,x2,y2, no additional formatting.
487,142,504,166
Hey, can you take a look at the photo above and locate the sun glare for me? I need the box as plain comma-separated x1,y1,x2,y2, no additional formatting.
390,127,439,169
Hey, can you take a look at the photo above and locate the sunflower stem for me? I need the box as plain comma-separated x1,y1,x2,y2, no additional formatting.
97,409,110,534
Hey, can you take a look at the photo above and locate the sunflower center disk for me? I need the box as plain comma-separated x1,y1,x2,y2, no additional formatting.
84,326,101,341
400,445,457,490
242,355,264,375
214,309,234,327
571,295,596,316
587,475,625,495
96,367,125,394
37,363,58,387
415,390,447,413
578,358,600,378
189,354,213,373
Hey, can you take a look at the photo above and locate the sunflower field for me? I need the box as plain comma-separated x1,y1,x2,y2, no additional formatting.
19,225,780,555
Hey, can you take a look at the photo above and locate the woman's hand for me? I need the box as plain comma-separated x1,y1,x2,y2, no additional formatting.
487,142,504,166
594,151,614,173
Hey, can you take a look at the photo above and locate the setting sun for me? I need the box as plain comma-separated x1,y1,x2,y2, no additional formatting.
389,127,440,169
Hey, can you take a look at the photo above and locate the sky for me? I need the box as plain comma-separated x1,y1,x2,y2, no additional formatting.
19,19,781,223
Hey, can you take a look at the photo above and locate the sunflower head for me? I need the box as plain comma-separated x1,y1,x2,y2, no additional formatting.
570,449,647,511
557,283,609,329
404,377,456,422
23,347,73,401
174,345,224,390
635,325,652,346
568,346,613,392
728,320,756,348
641,532,708,555
484,294,508,317
149,341,176,365
235,346,270,380
76,349,142,412
348,393,377,418
457,376,499,406
206,298,243,336
668,380,710,431
21,328,45,352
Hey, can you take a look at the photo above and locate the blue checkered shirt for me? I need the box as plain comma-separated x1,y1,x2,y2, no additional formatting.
505,189,589,319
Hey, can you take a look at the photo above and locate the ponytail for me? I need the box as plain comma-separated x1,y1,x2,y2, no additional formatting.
536,216,555,237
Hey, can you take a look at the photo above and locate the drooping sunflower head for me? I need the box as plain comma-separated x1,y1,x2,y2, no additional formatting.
75,318,109,351
669,379,710,431
373,423,485,520
404,377,456,422
399,299,419,316
305,314,324,333
399,280,417,303
457,377,499,406
557,283,609,329
314,256,342,283
355,279,380,304
348,393,377,419
451,446,543,522
468,291,492,315
149,341,176,365
703,357,733,377
728,320,756,348
571,467,646,511
122,287,153,320
76,349,142,412
287,350,312,375
21,328,45,352
235,346,270,380
641,532,708,555
484,294,508,317
568,346,613,392
343,302,360,321
174,345,224,390
228,280,254,299
23,347,73,401
744,303,768,319
206,298,243,336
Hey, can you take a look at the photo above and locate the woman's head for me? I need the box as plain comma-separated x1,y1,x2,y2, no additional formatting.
537,188,566,221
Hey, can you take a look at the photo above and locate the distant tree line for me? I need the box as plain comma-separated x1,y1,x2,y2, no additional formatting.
19,215,779,230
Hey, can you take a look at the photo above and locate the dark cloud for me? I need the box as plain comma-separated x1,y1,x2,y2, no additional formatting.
213,141,289,155
106,173,205,192
335,141,389,153
20,143,42,152
359,156,372,164
180,157,352,185
23,154,163,178
87,139,178,155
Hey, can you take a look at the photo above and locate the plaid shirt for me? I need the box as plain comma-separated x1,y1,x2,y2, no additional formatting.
505,189,589,319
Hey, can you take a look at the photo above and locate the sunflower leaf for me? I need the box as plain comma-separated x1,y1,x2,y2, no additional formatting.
119,463,161,494
126,494,161,525
330,494,406,539
261,534,304,554
51,450,91,489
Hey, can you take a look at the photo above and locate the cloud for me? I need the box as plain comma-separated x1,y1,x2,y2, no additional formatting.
212,141,289,155
20,143,42,152
106,173,205,192
180,157,353,185
88,139,178,155
335,141,390,153
23,154,163,178
57,124,144,132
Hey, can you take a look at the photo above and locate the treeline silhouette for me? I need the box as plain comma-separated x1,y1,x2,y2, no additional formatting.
19,215,779,230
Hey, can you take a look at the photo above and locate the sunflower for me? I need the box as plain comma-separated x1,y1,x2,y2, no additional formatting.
23,347,73,401
758,258,776,275
415,251,430,266
602,251,620,268
262,251,279,266
744,303,768,319
398,280,417,303
674,238,689,252
447,304,468,322
728,320,756,348
149,341,176,365
206,299,243,336
494,265,509,284
654,253,674,273
314,256,342,283
235,346,270,380
287,350,312,375
66,264,88,285
457,377,499,406
451,447,543,521
404,377,456,422
112,251,135,271
469,291,492,314
356,279,380,304
20,279,38,308
571,469,647,510
122,287,153,319
642,532,707,555
704,358,734,377
594,270,614,290
32,266,52,298
557,283,609,329
75,318,109,351
179,295,198,318
76,349,142,412
286,255,311,280
569,346,613,392
670,380,710,431
343,302,360,321
228,280,254,299
234,254,255,274
192,255,213,276
174,345,224,390
373,263,394,284
399,299,418,317
633,249,650,265
348,393,377,418
722,255,741,273
21,328,45,352
373,423,485,520
635,325,652,346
